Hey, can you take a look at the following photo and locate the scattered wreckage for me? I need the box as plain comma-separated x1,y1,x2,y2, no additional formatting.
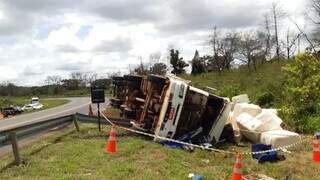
109,75,300,150
228,94,300,148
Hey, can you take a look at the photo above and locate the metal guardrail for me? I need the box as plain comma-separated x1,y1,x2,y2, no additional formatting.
0,115,73,147
0,113,131,165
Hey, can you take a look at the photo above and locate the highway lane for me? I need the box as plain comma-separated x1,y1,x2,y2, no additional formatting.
0,97,97,132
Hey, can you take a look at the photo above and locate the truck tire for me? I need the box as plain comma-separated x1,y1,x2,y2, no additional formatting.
147,74,166,85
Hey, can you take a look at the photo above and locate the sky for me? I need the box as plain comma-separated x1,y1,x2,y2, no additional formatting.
0,0,307,86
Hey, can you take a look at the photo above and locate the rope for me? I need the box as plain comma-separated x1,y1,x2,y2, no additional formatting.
99,111,311,155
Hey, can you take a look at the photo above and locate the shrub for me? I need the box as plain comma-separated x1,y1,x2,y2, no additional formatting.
218,85,242,99
282,52,320,132
255,91,275,107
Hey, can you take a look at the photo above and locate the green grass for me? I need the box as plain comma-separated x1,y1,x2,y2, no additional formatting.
0,125,318,179
180,61,286,108
0,97,69,115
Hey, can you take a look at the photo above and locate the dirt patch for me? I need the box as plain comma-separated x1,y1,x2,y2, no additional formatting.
152,149,168,160
103,107,122,119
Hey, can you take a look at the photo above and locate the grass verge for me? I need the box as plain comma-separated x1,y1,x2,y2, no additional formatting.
22,99,70,114
0,97,69,117
0,124,318,179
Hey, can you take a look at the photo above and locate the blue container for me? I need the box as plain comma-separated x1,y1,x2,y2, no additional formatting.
251,144,278,163
192,175,203,180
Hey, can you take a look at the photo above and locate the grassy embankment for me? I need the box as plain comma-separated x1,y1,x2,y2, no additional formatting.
181,61,320,132
181,61,286,108
0,97,69,115
0,124,318,179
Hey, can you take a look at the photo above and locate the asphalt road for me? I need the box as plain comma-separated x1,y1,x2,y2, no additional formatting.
0,97,105,132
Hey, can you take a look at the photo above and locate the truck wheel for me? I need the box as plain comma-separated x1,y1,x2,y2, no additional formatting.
147,75,166,85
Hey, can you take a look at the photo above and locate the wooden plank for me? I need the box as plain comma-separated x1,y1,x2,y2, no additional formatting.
9,131,21,165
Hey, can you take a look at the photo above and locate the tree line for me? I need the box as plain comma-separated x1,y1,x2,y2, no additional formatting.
132,1,320,76
0,72,113,97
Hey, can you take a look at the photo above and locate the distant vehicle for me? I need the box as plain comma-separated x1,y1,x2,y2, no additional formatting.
1,106,23,117
22,97,44,111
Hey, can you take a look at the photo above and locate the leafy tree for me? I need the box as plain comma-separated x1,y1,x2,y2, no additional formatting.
191,50,205,75
282,52,320,132
61,79,80,90
169,49,188,74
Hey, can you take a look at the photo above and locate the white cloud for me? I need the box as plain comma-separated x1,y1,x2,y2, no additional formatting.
0,0,308,85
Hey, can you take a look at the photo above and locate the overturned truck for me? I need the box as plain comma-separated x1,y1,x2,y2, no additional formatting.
110,74,231,144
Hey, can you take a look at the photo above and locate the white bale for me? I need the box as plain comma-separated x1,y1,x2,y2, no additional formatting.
236,113,261,143
254,111,283,132
261,108,278,115
227,112,241,143
231,94,249,104
260,129,301,148
233,103,262,118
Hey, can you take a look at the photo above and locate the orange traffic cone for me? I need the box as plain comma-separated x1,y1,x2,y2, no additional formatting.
231,151,242,180
313,135,320,163
88,104,93,116
105,124,116,154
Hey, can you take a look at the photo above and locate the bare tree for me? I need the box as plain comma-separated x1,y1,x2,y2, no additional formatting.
284,29,301,59
271,2,286,61
149,63,167,75
262,14,273,62
70,72,87,87
308,0,320,24
238,31,264,71
134,60,149,75
149,52,162,65
290,18,319,59
310,0,320,47
86,72,98,86
45,75,62,85
209,26,219,56
215,32,240,70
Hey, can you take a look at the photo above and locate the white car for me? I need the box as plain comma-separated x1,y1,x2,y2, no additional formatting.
22,97,44,111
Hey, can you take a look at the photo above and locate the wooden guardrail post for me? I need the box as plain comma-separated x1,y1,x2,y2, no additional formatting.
9,131,21,165
73,114,80,132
